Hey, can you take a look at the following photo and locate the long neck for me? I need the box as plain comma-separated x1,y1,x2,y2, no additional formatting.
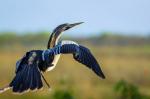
47,31,62,49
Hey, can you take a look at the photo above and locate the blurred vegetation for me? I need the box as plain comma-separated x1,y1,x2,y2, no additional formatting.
115,80,143,99
52,89,74,99
114,80,150,99
0,32,150,99
0,32,150,47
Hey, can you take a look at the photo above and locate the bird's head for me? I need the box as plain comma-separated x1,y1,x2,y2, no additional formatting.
52,22,84,34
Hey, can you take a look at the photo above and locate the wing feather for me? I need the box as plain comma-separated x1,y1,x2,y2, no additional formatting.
49,41,105,79
11,64,43,93
30,65,38,90
75,45,105,79
11,64,28,92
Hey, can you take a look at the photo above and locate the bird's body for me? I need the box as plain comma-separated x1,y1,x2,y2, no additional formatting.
0,22,105,94
46,54,60,71
46,40,79,72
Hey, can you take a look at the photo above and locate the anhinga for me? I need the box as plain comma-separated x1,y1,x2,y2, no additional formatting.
0,22,105,94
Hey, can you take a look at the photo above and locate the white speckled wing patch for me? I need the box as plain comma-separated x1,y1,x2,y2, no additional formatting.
60,40,79,46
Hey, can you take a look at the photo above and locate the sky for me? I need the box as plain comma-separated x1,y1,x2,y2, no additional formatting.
0,0,150,37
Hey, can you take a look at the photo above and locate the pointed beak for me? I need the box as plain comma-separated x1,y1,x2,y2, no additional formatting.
69,22,84,28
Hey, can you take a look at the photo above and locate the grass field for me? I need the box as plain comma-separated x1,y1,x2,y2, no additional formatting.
0,44,150,99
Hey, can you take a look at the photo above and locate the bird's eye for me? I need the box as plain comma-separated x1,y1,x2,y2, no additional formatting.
63,27,67,30
64,26,70,30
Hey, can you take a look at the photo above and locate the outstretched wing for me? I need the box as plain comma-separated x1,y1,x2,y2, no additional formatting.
47,41,105,79
73,45,105,79
9,51,43,93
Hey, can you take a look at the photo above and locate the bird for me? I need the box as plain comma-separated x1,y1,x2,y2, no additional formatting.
0,22,105,94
